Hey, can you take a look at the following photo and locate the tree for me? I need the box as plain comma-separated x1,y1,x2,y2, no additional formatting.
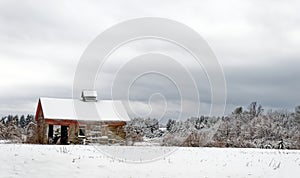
1,116,6,125
296,106,300,114
0,117,22,142
20,115,26,128
6,115,13,125
13,115,19,126
26,114,34,126
248,102,263,117
257,105,264,116
26,122,38,143
166,119,175,132
295,105,300,122
233,107,243,115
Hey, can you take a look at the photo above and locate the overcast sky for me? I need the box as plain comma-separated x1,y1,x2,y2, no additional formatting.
1,0,300,119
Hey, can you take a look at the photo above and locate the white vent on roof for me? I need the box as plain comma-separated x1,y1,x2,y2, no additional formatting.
81,90,97,102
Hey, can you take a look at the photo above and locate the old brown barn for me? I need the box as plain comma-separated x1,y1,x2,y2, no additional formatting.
35,90,130,145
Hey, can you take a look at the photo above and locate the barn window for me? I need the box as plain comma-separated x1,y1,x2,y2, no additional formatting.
78,125,86,137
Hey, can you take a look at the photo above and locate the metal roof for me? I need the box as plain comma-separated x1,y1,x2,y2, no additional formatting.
38,97,130,122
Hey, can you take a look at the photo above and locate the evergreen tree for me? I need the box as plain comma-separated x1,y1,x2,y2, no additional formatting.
166,119,175,132
13,115,19,126
20,115,26,128
25,114,34,126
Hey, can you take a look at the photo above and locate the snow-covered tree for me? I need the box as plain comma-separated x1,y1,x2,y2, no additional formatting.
20,115,26,128
295,105,300,122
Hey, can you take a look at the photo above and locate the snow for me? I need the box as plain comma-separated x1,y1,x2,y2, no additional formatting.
0,144,299,178
39,97,130,121
0,140,10,144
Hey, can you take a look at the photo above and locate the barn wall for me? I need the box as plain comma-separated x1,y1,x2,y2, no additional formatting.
37,110,47,144
78,121,126,144
37,116,127,144
68,124,78,144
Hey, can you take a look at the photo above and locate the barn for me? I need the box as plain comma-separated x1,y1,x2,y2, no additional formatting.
35,90,130,145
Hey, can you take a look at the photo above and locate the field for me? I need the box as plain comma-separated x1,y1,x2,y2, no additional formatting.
0,144,300,178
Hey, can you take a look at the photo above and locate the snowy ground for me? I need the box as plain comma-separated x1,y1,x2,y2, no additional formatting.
0,144,300,178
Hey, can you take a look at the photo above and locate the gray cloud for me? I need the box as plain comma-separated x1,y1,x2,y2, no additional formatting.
0,0,300,118
225,59,300,108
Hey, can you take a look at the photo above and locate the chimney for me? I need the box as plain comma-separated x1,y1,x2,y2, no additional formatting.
81,90,97,102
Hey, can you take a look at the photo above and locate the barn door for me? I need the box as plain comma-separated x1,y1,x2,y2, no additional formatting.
61,126,69,145
48,125,53,144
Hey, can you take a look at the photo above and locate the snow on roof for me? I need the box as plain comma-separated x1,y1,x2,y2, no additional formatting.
39,97,130,122
82,90,97,97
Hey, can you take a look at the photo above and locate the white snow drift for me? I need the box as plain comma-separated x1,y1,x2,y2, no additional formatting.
0,144,299,178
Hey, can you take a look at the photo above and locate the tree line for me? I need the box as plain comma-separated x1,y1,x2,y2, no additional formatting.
125,102,300,149
0,114,34,142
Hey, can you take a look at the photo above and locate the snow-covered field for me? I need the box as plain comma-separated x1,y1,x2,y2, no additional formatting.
0,144,300,178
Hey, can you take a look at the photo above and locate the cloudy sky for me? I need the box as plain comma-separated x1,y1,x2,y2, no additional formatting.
0,0,300,119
